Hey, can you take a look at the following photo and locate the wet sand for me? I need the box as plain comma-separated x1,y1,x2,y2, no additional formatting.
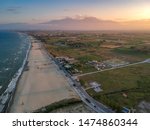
10,39,78,112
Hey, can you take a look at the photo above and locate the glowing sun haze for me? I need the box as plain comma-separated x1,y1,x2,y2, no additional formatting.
0,0,150,30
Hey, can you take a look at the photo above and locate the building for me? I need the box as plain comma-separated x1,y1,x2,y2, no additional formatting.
89,82,102,92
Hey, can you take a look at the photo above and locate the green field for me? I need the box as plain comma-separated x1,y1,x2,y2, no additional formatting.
114,45,150,60
34,98,81,113
30,31,150,112
79,63,150,112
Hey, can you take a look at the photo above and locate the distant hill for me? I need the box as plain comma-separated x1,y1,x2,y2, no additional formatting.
0,17,150,30
42,17,121,30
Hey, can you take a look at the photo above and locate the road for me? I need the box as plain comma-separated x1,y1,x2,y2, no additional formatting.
41,36,149,113
41,44,114,113
71,80,113,113
77,58,150,77
56,63,114,113
49,56,149,113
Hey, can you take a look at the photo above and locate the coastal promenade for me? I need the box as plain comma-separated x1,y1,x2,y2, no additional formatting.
10,38,78,113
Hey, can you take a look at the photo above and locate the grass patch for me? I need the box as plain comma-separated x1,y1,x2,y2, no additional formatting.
79,63,150,111
114,47,145,55
114,46,150,59
77,55,100,63
34,98,81,113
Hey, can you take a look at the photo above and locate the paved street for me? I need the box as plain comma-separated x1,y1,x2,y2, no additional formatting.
77,58,150,77
44,45,114,113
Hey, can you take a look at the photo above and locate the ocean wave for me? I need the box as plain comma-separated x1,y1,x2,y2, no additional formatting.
3,58,9,63
14,57,19,61
4,68,10,71
0,34,31,112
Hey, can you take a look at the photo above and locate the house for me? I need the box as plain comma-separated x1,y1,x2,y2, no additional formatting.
64,64,72,69
89,82,102,92
122,93,128,98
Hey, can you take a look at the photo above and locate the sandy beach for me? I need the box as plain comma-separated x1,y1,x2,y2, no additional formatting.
10,38,78,113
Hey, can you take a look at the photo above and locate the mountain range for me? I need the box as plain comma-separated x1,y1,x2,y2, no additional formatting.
0,17,150,30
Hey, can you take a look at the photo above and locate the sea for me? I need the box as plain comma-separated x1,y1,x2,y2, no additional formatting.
0,31,31,111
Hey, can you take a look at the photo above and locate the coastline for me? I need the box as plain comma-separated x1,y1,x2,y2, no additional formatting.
9,36,78,113
0,33,31,112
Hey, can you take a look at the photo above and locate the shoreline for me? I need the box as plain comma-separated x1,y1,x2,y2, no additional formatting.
9,36,78,113
0,33,31,112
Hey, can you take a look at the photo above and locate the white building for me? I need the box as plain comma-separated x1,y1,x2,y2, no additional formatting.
89,82,102,92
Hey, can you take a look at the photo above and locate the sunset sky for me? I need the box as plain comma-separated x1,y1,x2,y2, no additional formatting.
0,0,150,24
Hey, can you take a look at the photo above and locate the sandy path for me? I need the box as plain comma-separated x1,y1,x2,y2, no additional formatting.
10,39,78,113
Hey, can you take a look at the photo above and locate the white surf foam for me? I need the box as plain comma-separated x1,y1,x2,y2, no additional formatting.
0,33,31,111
